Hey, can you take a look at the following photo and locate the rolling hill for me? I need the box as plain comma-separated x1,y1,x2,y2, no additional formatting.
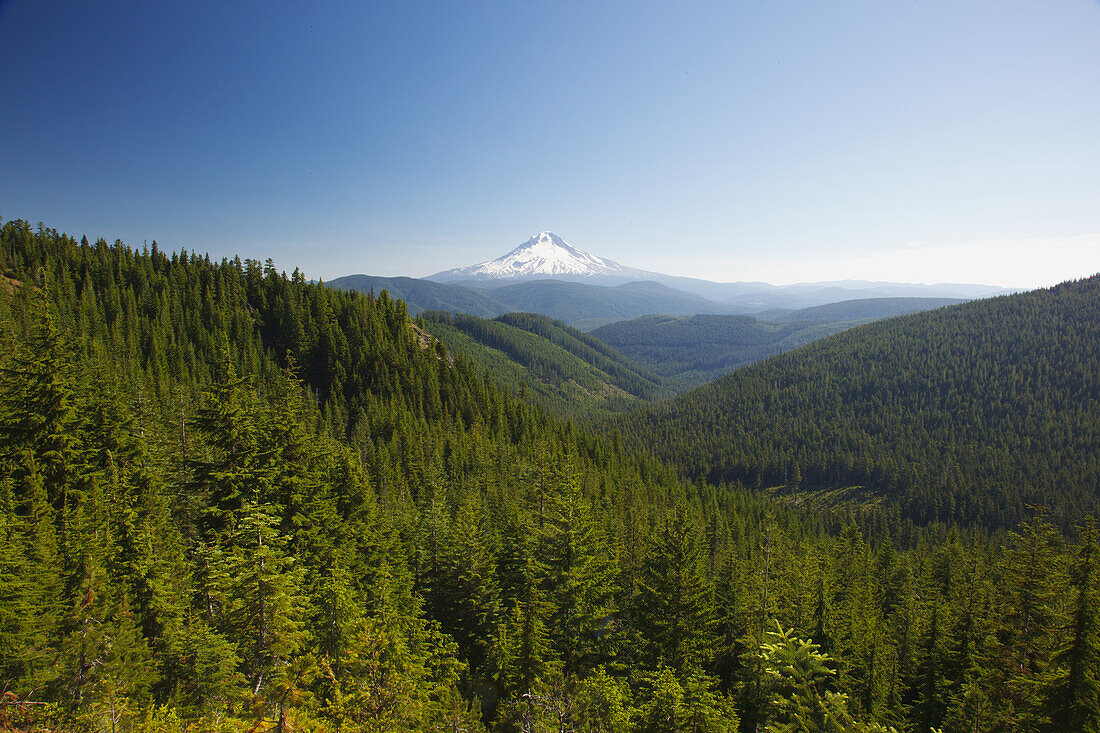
332,273,742,326
326,274,510,317
484,279,741,326
758,296,965,322
613,276,1100,528
592,298,963,387
422,311,668,415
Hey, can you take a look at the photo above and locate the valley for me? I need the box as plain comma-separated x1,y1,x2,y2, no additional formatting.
0,220,1096,733
6,3,1097,730
333,234,980,411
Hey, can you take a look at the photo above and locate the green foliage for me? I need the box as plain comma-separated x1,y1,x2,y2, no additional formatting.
614,276,1100,529
751,621,858,732
1050,520,1100,731
591,301,963,389
634,665,739,733
1,219,1098,733
592,312,856,389
632,506,717,673
572,667,633,732
425,310,666,416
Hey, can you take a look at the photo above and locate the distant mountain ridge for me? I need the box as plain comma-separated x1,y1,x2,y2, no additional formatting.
421,231,1013,304
329,273,745,327
758,297,965,322
334,232,1013,328
326,274,509,318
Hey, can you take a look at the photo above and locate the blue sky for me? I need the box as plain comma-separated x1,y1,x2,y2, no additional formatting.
1,0,1098,286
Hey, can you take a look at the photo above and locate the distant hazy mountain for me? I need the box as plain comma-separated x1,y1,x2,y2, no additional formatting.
719,283,1009,311
422,231,1013,309
326,274,509,318
758,297,966,322
330,272,744,326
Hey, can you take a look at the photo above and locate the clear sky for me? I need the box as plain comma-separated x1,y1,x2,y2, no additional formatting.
1,0,1098,287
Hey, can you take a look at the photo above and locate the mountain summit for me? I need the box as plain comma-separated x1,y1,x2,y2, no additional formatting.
428,232,648,284
420,231,1011,304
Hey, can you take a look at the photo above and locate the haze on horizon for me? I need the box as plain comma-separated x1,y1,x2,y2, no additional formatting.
1,0,1098,290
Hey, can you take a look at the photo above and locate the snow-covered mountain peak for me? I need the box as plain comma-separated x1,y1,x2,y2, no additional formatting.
429,232,641,283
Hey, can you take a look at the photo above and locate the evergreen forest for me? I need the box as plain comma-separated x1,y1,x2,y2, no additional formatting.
2,219,1099,733
423,311,667,416
613,278,1100,530
590,299,964,390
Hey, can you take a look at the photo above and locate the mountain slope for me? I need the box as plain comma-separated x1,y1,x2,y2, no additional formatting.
486,279,740,325
614,277,1100,528
494,312,665,392
423,311,667,414
429,231,650,284
592,314,852,388
761,296,966,322
327,274,510,317
592,298,962,388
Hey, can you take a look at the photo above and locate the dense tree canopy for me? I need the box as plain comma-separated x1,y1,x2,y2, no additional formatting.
613,276,1100,529
1,219,1097,732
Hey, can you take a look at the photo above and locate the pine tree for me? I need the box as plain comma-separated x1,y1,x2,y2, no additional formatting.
635,664,687,733
425,494,499,677
220,500,310,699
632,506,716,672
189,349,277,537
76,592,159,733
540,477,620,676
1049,519,1100,731
572,667,633,732
493,551,560,701
0,490,39,687
992,518,1069,730
0,303,81,515
752,621,869,733
0,458,62,696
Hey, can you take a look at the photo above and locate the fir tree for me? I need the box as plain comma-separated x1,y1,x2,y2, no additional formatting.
632,506,717,672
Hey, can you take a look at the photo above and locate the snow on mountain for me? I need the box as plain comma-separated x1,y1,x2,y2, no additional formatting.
428,232,648,283
421,231,1012,304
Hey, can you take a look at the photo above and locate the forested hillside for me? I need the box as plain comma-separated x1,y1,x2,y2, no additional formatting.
592,314,848,388
2,220,1099,733
615,277,1100,529
476,279,738,327
328,274,509,318
593,299,964,389
331,273,740,328
761,297,964,323
423,311,667,415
